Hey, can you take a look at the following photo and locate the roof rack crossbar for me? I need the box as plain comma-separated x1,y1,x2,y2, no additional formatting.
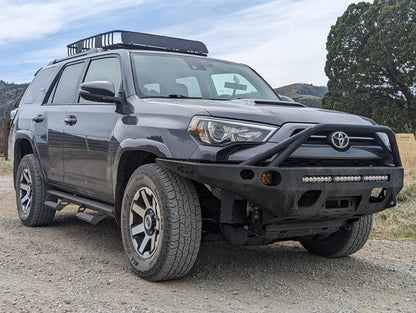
67,30,208,56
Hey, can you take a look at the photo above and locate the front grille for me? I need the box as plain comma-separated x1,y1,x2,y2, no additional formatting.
290,130,378,147
277,129,386,167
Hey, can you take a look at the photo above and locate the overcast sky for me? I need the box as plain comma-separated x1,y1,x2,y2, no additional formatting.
0,0,355,87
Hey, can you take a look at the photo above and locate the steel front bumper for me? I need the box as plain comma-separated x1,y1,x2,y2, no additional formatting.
157,159,403,221
158,123,404,224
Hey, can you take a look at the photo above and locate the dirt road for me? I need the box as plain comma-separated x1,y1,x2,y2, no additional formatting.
0,173,415,312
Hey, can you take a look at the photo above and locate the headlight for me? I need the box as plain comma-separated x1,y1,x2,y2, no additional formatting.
188,116,277,146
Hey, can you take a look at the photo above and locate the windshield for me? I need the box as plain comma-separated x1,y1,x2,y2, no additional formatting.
131,52,279,101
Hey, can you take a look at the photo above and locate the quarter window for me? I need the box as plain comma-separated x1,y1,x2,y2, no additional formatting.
21,67,56,105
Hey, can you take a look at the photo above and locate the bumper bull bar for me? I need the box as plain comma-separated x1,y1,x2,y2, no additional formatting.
157,124,403,222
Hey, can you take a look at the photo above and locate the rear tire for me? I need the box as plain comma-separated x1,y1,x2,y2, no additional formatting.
15,154,55,226
300,215,373,258
120,164,201,281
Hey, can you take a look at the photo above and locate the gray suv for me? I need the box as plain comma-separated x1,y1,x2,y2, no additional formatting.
9,31,403,281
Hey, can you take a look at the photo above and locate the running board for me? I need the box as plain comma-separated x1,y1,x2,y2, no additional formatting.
46,189,115,216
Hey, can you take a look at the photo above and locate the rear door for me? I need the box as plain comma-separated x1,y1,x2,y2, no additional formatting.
63,56,122,201
32,62,86,184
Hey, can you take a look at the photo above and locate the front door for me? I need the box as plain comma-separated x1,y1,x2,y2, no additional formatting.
63,56,122,200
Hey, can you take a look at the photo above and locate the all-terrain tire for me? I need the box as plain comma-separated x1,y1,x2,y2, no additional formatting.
300,215,373,258
120,163,202,281
15,154,55,226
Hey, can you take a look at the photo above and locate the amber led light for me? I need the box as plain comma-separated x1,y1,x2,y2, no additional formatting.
261,172,273,185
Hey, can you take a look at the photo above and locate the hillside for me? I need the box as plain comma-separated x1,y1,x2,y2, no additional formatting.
0,80,28,117
0,81,328,114
275,83,327,108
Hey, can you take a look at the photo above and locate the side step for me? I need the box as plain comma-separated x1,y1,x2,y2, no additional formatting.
44,200,67,211
46,189,115,216
75,211,106,226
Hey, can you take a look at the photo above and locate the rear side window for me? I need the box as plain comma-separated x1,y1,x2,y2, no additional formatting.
52,62,85,104
21,67,56,105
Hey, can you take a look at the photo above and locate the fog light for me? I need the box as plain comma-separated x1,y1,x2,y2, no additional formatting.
262,172,273,185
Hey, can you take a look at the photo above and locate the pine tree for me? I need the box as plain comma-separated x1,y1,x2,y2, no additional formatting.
322,0,416,135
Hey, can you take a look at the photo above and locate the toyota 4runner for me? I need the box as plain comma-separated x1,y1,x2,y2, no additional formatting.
9,30,404,281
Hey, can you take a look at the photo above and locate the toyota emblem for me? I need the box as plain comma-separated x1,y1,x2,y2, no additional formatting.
330,131,350,150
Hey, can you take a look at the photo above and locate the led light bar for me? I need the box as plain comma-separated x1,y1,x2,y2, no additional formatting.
363,175,389,182
302,176,333,183
334,175,362,183
302,174,389,184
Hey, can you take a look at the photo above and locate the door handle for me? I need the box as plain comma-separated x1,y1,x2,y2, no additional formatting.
64,115,77,126
32,114,44,123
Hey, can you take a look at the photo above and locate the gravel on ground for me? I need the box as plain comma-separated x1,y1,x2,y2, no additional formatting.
0,173,415,313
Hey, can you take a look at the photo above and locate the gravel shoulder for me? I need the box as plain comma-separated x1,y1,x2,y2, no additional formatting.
1,173,415,313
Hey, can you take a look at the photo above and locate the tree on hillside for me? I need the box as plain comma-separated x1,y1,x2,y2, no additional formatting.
322,0,416,135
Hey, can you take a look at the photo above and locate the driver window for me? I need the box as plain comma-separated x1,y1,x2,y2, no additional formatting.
80,57,121,103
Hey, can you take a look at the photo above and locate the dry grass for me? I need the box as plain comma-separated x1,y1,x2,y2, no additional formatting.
372,133,416,239
395,133,416,169
0,158,12,173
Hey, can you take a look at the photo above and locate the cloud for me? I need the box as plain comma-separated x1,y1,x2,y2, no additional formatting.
0,0,143,45
155,0,354,86
0,0,355,85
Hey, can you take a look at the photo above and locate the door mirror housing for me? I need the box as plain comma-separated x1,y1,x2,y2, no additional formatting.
79,81,123,104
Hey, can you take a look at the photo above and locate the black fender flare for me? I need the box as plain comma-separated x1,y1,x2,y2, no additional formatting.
114,138,172,175
112,138,172,225
13,130,48,187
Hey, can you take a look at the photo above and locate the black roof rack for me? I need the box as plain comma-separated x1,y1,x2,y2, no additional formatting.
67,30,208,56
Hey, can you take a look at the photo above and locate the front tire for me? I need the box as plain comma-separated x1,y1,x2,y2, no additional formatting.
120,164,201,281
300,215,373,258
15,154,55,226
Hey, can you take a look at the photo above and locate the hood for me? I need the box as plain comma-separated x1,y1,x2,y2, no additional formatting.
147,98,370,126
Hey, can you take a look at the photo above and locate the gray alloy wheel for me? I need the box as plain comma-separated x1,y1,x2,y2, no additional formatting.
129,187,161,259
19,168,32,214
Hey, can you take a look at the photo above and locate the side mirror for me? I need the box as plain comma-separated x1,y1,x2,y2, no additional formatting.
79,81,122,104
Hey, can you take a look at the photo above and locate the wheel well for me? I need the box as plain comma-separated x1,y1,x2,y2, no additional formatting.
16,139,33,162
114,151,156,225
13,139,34,183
